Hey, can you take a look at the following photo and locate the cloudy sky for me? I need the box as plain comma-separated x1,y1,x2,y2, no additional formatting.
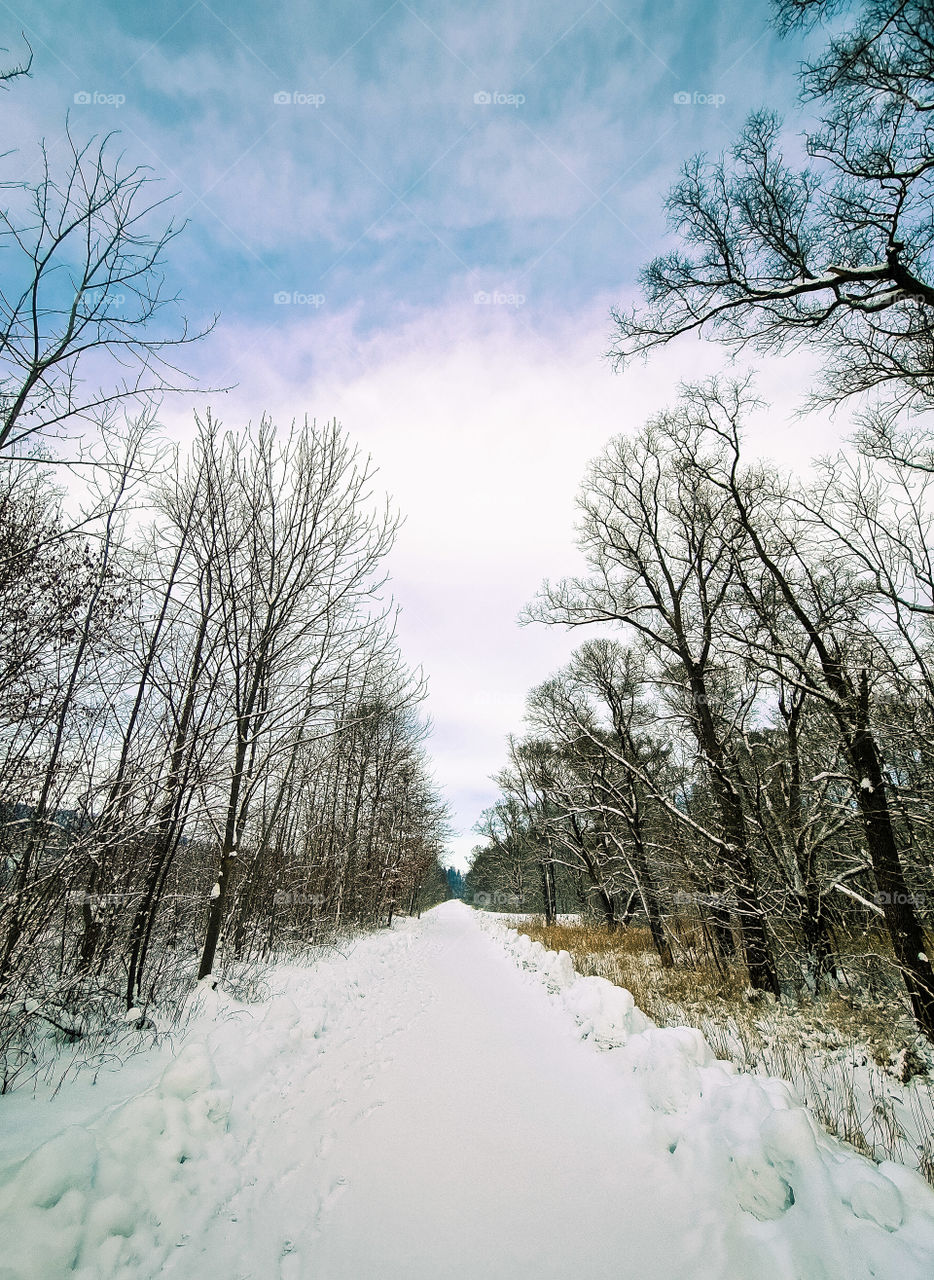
4,0,853,867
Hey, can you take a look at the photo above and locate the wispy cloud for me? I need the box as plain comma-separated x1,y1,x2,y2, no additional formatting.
4,0,822,849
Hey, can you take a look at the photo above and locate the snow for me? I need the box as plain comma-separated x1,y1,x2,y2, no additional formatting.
2,901,934,1278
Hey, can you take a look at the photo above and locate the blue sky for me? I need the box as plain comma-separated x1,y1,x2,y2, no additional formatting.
3,0,843,866
5,0,804,334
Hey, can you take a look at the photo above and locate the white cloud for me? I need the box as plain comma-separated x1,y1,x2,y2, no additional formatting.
164,292,847,860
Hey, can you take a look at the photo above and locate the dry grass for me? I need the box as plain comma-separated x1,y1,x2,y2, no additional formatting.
515,917,934,1183
517,919,748,1022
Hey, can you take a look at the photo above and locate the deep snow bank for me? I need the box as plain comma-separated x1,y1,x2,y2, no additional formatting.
0,938,394,1280
0,1033,237,1279
477,910,934,1275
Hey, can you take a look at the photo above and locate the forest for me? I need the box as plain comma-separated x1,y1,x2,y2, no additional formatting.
467,0,934,1061
0,55,449,1092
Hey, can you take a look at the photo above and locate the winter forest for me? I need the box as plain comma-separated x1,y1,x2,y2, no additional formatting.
0,107,450,1088
6,0,934,1277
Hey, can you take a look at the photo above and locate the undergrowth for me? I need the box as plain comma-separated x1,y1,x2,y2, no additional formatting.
515,917,934,1185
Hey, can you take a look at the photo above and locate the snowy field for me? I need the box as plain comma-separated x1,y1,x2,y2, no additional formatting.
2,901,934,1279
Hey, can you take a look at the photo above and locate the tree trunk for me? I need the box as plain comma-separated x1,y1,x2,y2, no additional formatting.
539,856,557,925
847,677,934,1035
689,669,780,995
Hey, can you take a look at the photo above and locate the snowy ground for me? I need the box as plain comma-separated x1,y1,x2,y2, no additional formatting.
3,901,934,1279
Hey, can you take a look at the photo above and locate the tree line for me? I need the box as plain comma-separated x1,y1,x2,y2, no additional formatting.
0,48,448,1087
468,0,934,1041
0,414,448,1082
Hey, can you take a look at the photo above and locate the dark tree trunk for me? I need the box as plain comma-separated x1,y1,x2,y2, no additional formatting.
539,856,557,925
846,677,934,1035
688,668,779,995
707,887,737,961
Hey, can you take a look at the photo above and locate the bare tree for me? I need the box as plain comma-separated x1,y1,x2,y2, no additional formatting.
0,422,152,988
1,126,213,456
189,414,398,981
610,0,934,414
528,417,781,994
0,37,32,90
671,377,934,1035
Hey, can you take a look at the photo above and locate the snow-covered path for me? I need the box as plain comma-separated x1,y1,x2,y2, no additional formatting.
4,901,934,1279
203,901,703,1280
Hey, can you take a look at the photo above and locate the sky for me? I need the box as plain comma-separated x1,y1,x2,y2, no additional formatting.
3,0,856,869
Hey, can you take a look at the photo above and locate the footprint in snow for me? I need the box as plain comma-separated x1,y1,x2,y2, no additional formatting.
354,1100,386,1122
279,1240,303,1280
314,1176,348,1224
